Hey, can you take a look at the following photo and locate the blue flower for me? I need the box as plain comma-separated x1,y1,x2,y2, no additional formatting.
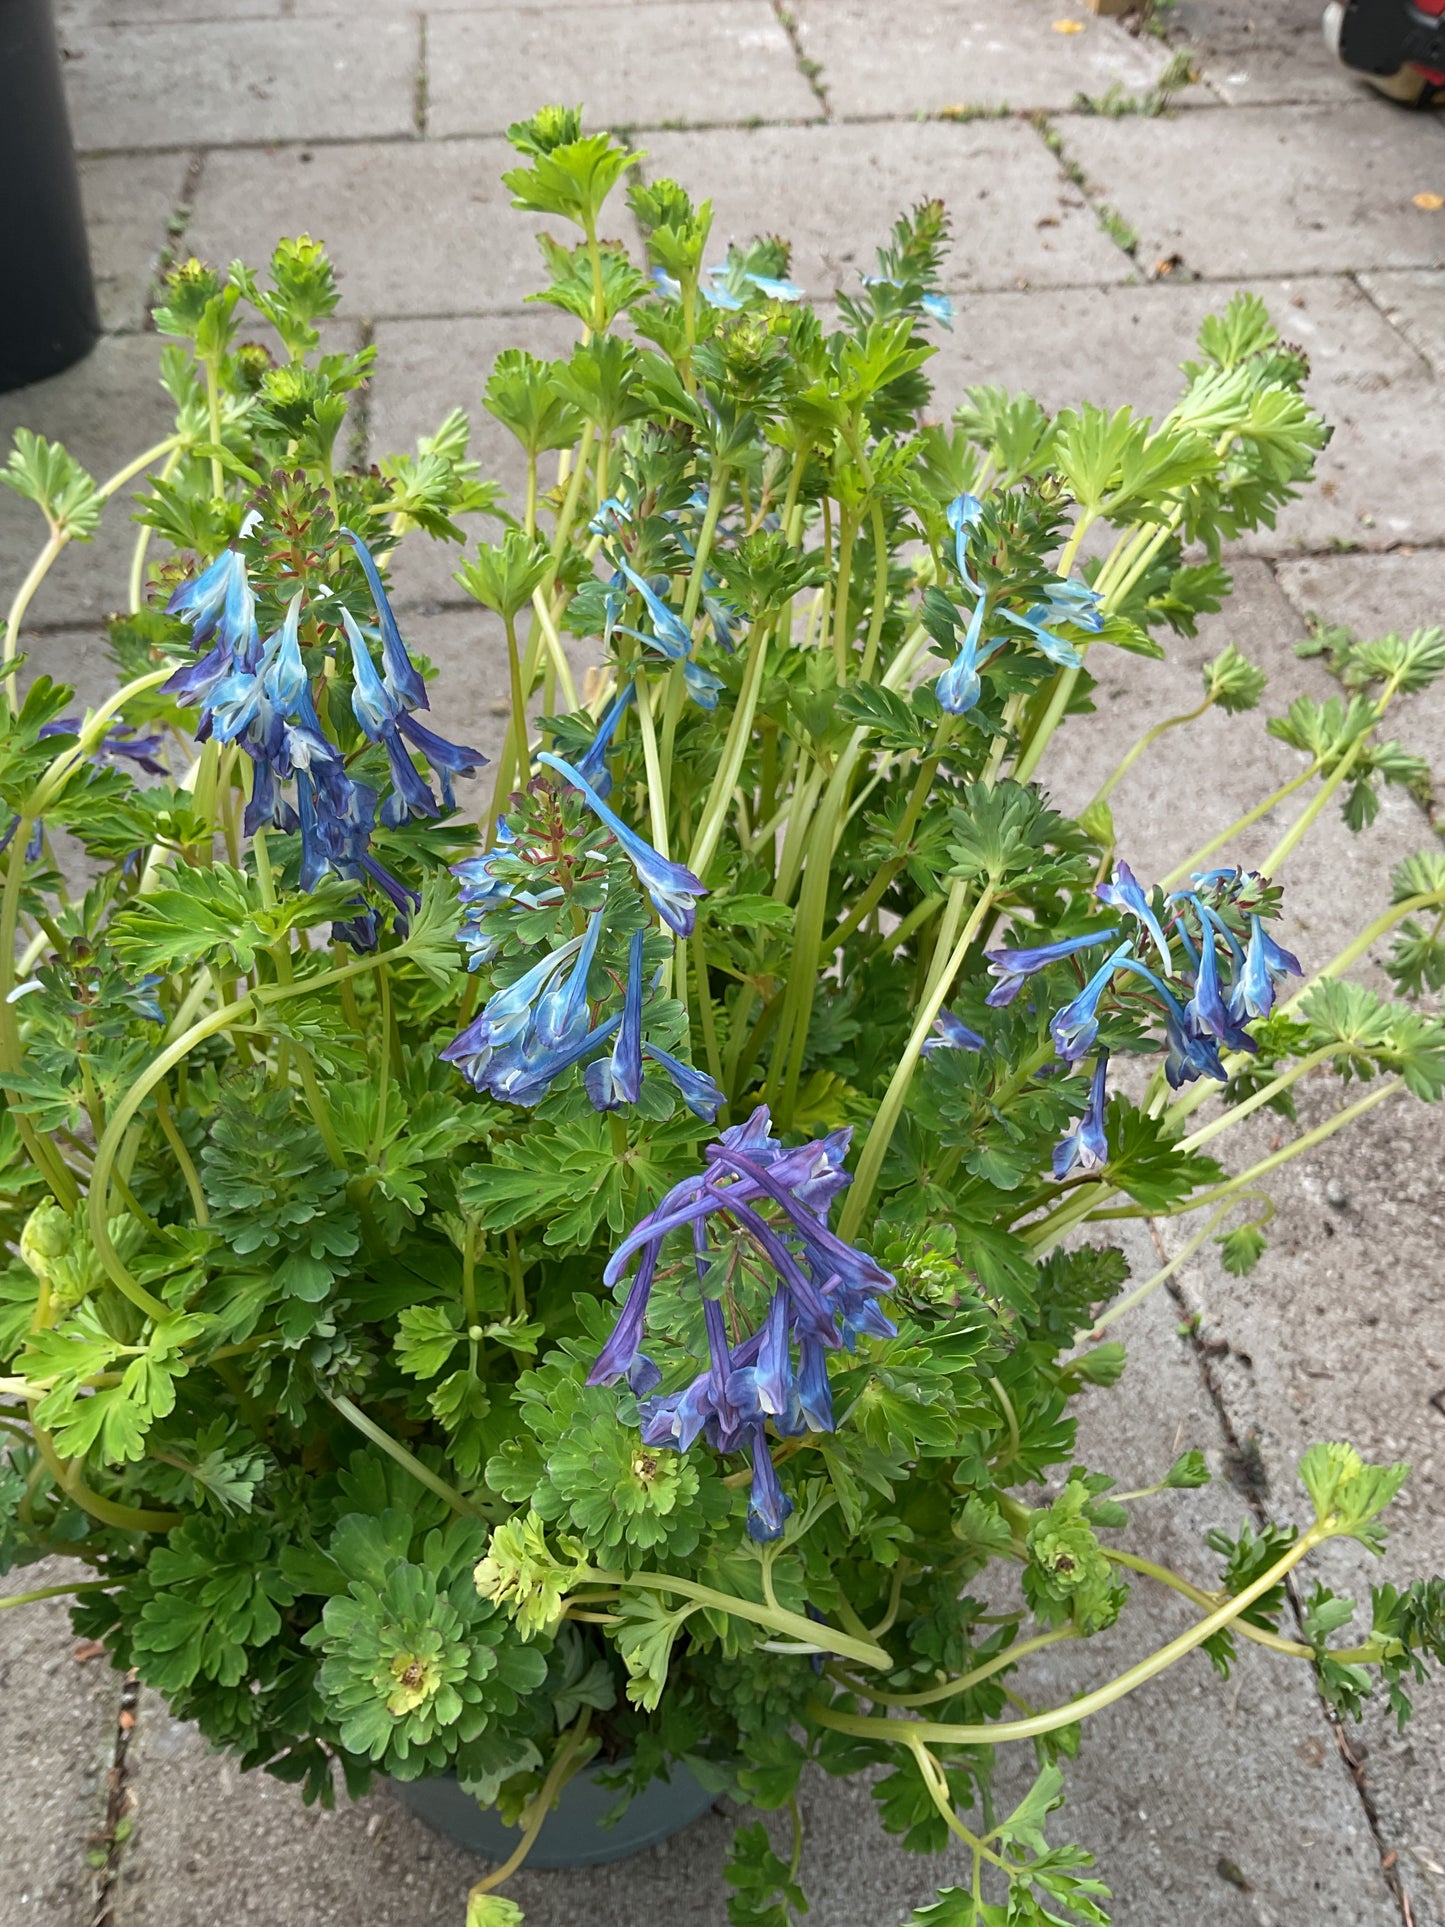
946,493,984,592
538,751,706,937
935,595,997,717
643,1041,725,1121
342,609,484,825
922,1008,987,1056
984,927,1120,1007
1049,944,1131,1062
533,909,603,1052
576,681,636,797
1054,1052,1111,1179
584,927,645,1111
341,527,428,712
1096,861,1172,970
439,933,586,1083
744,1424,793,1541
163,548,262,716
611,558,723,709
1229,914,1301,1022
486,1009,622,1109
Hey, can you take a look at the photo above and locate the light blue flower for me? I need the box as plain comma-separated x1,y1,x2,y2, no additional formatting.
946,492,984,593
643,1041,725,1121
1049,944,1132,1061
1097,861,1173,971
1229,914,1301,1022
538,751,706,937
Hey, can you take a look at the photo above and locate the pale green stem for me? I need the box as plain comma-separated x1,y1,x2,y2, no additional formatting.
840,887,995,1242
468,1711,594,1905
1159,763,1319,888
323,1390,485,1518
1080,1192,1270,1340
581,1565,890,1670
1086,695,1214,813
810,1524,1327,1749
0,1578,116,1611
688,617,772,880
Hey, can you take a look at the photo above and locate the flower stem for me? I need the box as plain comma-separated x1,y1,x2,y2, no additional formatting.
812,1524,1327,1750
839,885,995,1242
584,1565,891,1670
322,1390,486,1518
0,1577,116,1611
1085,695,1215,814
469,1710,594,1905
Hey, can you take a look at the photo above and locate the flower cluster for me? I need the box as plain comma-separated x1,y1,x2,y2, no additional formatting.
934,493,1104,716
442,750,720,1117
164,531,484,947
979,860,1301,1177
588,1106,897,1542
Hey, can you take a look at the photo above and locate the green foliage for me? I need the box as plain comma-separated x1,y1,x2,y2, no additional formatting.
0,105,1438,1927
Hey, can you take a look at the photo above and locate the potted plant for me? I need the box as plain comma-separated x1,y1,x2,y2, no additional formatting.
0,107,1441,1927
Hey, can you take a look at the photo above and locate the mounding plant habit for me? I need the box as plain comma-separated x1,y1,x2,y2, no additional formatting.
1,105,1443,1925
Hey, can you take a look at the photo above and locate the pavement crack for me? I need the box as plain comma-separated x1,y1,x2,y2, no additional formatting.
89,1669,140,1927
1147,1219,1418,1927
770,3,830,119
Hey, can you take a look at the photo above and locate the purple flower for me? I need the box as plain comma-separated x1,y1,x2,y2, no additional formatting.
744,1425,793,1541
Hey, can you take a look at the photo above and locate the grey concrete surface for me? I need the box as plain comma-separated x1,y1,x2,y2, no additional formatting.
2,1,1443,1922
0,1557,123,1924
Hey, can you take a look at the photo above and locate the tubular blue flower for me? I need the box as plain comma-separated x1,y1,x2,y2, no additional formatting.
1049,944,1132,1062
793,1332,834,1432
642,1041,725,1121
587,1244,660,1390
584,927,645,1111
745,1426,793,1542
728,1287,793,1423
479,1008,622,1108
534,909,603,1053
946,493,984,593
998,595,1085,668
1096,861,1172,970
341,527,428,711
1161,997,1228,1088
984,927,1120,1007
1181,907,1233,1044
922,1009,987,1056
935,594,997,717
39,715,167,777
1053,1052,1111,1179
610,560,723,709
538,751,706,937
1229,914,1302,1022
439,933,585,1084
343,610,485,825
164,548,262,715
576,681,636,797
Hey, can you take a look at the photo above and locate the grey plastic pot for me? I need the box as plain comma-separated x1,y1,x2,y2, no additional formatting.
0,0,100,391
390,1757,720,1869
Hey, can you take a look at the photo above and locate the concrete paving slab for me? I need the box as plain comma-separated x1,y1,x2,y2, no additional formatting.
789,0,1164,118
0,336,178,633
1172,0,1363,104
924,276,1445,553
639,121,1132,299
184,138,565,320
1154,1086,1445,1927
427,2,822,138
63,17,420,153
1360,268,1445,380
79,152,192,334
1062,103,1445,278
0,1555,124,1925
1275,548,1445,794
366,310,581,606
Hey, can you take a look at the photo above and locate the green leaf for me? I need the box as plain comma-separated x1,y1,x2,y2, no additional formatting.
1164,1449,1211,1489
395,1305,463,1380
1299,1443,1408,1552
456,529,553,623
1,430,103,541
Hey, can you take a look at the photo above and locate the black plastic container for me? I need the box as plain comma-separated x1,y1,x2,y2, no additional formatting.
0,0,99,394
